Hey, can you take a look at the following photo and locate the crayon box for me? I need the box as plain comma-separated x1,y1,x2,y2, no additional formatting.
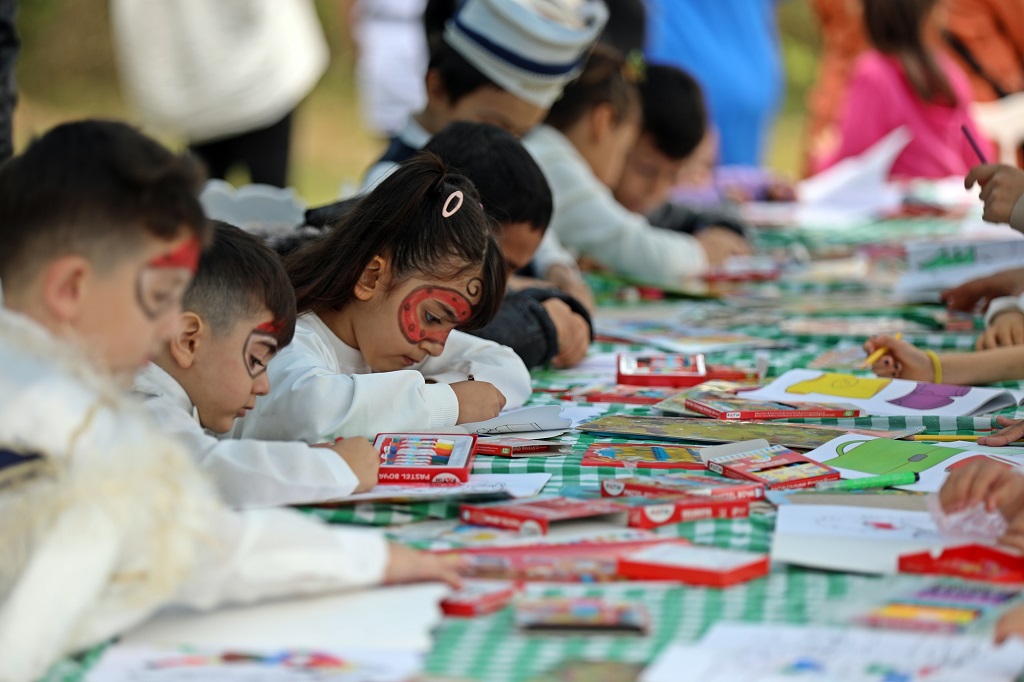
373,432,477,485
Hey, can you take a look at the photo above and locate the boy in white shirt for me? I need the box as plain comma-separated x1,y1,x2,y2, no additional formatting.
135,221,380,508
0,120,456,682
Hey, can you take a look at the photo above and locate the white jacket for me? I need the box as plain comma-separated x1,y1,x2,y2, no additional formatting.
523,124,709,286
133,363,360,509
233,313,531,443
0,308,389,682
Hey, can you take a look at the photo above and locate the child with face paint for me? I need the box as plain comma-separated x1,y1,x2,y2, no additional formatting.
0,122,458,681
135,222,381,508
233,152,529,445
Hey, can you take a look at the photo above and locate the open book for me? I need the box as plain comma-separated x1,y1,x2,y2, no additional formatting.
742,369,1024,418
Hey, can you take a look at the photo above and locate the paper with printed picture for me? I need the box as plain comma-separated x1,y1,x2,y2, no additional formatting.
85,645,421,682
317,472,552,505
742,369,1024,417
639,622,1024,682
771,503,975,574
801,433,1024,493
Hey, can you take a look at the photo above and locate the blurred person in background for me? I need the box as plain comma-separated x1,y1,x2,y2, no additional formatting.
0,0,17,163
346,0,428,138
111,0,328,188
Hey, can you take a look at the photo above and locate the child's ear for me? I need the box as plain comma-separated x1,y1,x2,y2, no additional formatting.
167,312,204,370
590,103,617,142
425,69,452,106
354,255,387,301
40,255,92,326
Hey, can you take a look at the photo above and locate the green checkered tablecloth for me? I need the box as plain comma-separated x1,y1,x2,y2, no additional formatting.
44,217,1024,682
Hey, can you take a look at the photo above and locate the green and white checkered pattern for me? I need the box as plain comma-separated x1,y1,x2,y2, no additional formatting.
44,217,1024,682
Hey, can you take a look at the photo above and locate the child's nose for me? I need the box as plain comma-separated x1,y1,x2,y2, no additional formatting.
253,372,271,396
419,333,450,357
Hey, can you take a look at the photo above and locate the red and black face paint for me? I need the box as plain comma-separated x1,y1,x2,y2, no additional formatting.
136,237,202,319
398,285,473,345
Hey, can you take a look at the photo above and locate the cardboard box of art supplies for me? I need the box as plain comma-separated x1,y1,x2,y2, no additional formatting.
656,380,864,420
703,440,840,491
374,432,477,485
600,472,764,501
617,541,770,587
459,496,628,535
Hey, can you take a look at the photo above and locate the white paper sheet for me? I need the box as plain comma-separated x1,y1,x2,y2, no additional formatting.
771,503,972,574
330,472,552,504
454,405,571,438
640,623,1024,682
85,645,422,682
742,369,1023,417
896,239,1024,294
123,584,450,653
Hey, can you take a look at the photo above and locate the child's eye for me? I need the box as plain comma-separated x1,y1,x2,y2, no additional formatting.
425,312,441,325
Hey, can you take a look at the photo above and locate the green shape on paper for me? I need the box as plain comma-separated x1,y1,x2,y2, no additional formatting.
830,439,965,476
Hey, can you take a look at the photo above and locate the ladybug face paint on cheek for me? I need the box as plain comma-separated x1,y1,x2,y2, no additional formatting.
399,286,473,344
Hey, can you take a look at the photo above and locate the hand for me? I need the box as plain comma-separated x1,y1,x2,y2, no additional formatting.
863,334,934,381
541,298,590,368
941,269,1024,312
450,380,506,424
999,509,1024,554
328,437,380,492
383,543,463,588
977,311,1024,350
938,456,1024,514
965,164,1024,225
995,602,1024,645
695,227,753,267
546,263,595,313
978,415,1024,447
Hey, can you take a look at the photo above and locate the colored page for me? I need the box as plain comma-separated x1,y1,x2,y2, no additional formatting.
742,369,1022,417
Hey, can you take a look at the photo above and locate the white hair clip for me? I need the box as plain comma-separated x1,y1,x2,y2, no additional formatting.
442,190,464,218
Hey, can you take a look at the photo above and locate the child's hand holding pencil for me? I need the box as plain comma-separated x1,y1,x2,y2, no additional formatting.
862,333,937,381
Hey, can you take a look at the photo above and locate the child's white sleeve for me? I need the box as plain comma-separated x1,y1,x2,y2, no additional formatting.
172,507,390,610
532,228,580,280
984,294,1024,327
544,154,710,285
417,331,532,409
142,395,360,509
235,338,460,443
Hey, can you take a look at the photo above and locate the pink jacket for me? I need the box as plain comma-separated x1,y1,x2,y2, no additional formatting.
824,51,994,179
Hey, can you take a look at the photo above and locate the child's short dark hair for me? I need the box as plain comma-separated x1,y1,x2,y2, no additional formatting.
428,40,500,105
641,64,707,160
424,122,552,231
183,222,297,347
423,0,497,105
287,152,504,331
0,120,209,290
545,45,640,132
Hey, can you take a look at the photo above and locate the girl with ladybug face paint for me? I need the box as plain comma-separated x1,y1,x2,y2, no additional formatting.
232,153,533,446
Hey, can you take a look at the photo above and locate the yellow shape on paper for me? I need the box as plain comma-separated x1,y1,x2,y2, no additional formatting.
786,373,891,399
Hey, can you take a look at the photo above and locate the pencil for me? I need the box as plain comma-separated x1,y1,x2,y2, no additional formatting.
961,124,988,164
861,332,903,368
911,434,1024,443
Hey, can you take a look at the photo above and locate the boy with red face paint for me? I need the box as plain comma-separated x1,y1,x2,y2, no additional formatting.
134,222,382,508
233,153,531,445
0,121,457,682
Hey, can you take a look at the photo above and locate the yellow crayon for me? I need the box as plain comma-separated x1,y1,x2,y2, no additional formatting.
861,332,903,368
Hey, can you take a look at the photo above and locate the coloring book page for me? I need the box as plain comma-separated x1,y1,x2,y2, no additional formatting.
742,369,1024,417
771,503,975,573
802,433,989,493
85,645,421,682
639,623,1024,682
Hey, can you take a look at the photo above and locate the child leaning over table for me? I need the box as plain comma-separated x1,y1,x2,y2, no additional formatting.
134,221,380,508
0,120,457,682
233,153,531,445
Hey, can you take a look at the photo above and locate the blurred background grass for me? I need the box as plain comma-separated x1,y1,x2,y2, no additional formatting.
14,0,822,205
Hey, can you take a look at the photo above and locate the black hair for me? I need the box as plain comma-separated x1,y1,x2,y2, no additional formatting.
428,40,500,105
287,152,505,332
863,0,956,106
423,121,552,231
0,119,209,289
183,221,297,347
598,0,647,56
640,64,708,160
424,0,459,44
545,45,640,132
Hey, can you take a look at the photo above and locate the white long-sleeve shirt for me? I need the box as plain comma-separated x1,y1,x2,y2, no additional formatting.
0,308,389,682
133,363,360,509
233,313,531,443
522,124,709,287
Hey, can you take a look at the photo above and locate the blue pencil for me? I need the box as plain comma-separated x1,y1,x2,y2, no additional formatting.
651,446,670,462
961,124,988,164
